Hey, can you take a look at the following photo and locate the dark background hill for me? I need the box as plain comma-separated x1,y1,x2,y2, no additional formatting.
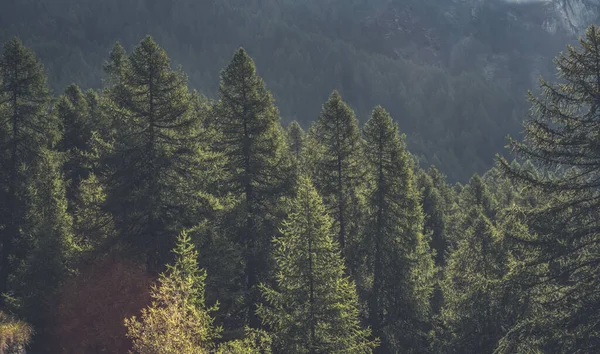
1,0,597,181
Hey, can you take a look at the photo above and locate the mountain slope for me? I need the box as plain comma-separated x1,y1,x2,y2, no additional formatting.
0,0,594,181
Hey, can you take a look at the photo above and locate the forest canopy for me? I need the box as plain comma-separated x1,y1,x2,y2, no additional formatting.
1,1,600,354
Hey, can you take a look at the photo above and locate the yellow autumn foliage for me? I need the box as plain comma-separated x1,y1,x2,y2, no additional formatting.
0,311,32,354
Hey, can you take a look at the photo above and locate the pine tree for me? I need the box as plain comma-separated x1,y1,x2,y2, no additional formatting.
440,172,526,353
8,148,76,344
101,36,211,272
0,37,63,303
286,120,305,162
56,84,94,206
441,210,507,353
496,25,600,352
0,39,75,352
309,90,365,268
362,106,434,353
103,42,128,87
212,48,292,327
258,175,378,354
419,169,450,268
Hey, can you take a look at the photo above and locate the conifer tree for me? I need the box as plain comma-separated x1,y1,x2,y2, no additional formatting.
56,84,94,205
309,90,365,268
497,25,600,352
258,175,378,354
0,37,61,304
440,173,525,353
101,37,213,272
8,148,76,343
125,231,221,354
286,120,304,162
441,210,507,353
212,48,292,327
419,170,450,268
126,231,271,354
362,106,434,353
0,39,75,352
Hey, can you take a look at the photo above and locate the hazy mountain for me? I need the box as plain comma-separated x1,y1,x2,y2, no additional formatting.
1,0,598,180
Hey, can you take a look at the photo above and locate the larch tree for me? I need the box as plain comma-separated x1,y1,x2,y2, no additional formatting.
56,84,94,207
0,37,54,302
362,106,434,353
101,37,215,272
212,48,292,328
286,120,305,163
441,210,507,353
125,231,271,354
258,175,378,354
497,24,600,352
125,231,221,354
0,37,75,351
308,90,365,273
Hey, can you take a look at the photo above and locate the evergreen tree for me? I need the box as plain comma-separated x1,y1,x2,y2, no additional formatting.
309,90,365,268
286,120,305,163
440,172,525,353
212,48,292,327
258,175,378,354
441,210,507,353
101,36,211,272
497,25,600,352
7,148,75,348
0,38,75,352
0,37,51,302
419,170,450,268
362,106,434,353
56,84,94,206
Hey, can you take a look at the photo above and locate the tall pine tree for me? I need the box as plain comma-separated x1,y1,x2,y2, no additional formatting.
56,84,95,207
101,37,212,272
0,37,74,352
362,106,434,353
497,24,600,352
212,48,292,328
258,175,378,354
308,90,365,272
286,120,305,163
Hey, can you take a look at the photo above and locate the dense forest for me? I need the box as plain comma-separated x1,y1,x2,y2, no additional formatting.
2,1,600,353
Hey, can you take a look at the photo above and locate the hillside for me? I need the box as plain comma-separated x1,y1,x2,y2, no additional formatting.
0,0,595,180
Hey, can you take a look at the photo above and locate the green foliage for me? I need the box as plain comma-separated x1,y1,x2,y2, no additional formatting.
101,36,215,271
125,231,221,353
126,231,272,354
0,38,74,352
0,36,51,298
496,24,600,352
286,120,305,164
308,91,365,272
215,327,272,354
362,106,434,353
212,48,292,327
258,175,378,353
441,210,506,353
1,14,599,352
